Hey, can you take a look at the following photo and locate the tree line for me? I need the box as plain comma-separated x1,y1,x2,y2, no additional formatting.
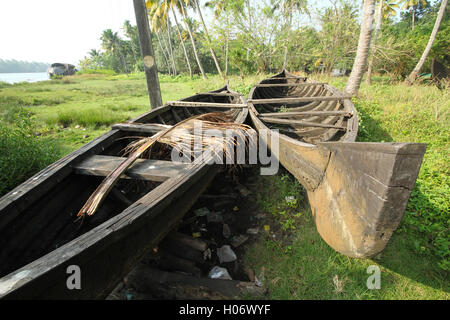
0,59,49,73
79,0,448,84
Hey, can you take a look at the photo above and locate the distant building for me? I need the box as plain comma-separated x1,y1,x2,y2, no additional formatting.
47,63,77,77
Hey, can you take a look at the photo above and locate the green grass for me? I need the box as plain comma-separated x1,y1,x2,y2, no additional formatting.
243,171,448,300
0,72,447,299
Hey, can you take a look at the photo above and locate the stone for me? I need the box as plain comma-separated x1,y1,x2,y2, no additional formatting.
217,245,237,263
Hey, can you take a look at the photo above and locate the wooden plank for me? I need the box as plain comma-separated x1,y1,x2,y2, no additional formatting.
112,122,172,134
259,111,353,117
73,155,191,182
195,92,241,97
256,82,327,87
259,116,347,130
265,76,306,80
166,101,247,108
248,95,352,104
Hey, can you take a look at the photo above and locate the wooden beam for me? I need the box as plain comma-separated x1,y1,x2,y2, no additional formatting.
259,117,347,130
112,122,172,134
256,82,327,87
195,92,241,97
259,111,353,117
266,77,306,80
248,95,351,104
133,0,162,109
166,101,247,108
73,155,190,182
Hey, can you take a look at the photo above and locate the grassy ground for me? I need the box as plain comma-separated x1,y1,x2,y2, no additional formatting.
0,72,447,299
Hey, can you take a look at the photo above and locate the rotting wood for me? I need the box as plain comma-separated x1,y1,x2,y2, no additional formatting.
124,265,264,299
73,155,190,182
256,82,326,87
259,111,352,117
248,95,352,104
166,101,247,108
112,122,172,134
247,70,427,259
195,92,241,97
159,236,205,264
259,117,347,130
165,231,208,252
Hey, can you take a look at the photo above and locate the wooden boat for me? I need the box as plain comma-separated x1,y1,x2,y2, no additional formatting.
248,70,426,258
0,86,248,299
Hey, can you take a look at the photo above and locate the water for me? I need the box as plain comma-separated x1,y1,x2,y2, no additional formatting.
0,72,50,84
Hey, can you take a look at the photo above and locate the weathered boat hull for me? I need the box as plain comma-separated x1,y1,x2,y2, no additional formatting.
248,71,426,258
0,86,247,299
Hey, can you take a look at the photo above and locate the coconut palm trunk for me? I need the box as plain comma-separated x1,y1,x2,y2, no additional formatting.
193,0,224,78
172,7,193,77
366,0,383,85
345,0,376,96
406,0,448,85
116,41,129,75
166,19,178,75
179,0,207,79
156,31,173,75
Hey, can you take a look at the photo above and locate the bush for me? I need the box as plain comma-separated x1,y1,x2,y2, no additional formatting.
76,69,117,76
0,110,62,197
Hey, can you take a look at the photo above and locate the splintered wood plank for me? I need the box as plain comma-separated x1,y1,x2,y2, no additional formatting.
112,122,172,134
73,155,191,182
259,111,353,117
259,116,347,130
165,101,247,108
256,82,327,87
248,95,352,104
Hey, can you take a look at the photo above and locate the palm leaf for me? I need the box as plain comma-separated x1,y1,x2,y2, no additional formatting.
77,112,255,218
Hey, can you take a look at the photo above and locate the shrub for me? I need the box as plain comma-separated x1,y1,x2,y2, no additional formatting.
0,110,62,197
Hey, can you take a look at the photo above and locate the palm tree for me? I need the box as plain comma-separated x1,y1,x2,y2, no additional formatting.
192,0,224,78
101,29,129,74
366,0,398,84
123,20,139,70
171,5,193,77
178,0,208,79
147,0,178,75
345,0,376,95
406,0,448,84
277,0,309,70
399,0,428,30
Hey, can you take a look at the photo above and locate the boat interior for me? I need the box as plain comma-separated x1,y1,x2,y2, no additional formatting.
250,72,356,144
0,87,245,278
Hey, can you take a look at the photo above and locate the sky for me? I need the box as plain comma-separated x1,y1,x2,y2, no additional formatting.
0,0,409,66
0,0,137,64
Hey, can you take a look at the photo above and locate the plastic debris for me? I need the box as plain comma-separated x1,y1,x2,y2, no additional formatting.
223,223,231,238
231,234,249,248
194,207,210,217
208,266,232,280
246,228,259,235
217,245,237,263
192,232,201,238
203,248,212,260
233,206,239,212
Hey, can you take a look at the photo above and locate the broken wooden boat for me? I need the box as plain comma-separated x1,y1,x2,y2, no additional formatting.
248,70,426,258
0,86,248,299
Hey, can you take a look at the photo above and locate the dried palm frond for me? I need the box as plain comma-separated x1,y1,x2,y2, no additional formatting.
77,112,255,218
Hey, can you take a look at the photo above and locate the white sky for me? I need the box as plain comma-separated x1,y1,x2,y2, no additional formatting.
0,0,407,66
0,0,137,64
